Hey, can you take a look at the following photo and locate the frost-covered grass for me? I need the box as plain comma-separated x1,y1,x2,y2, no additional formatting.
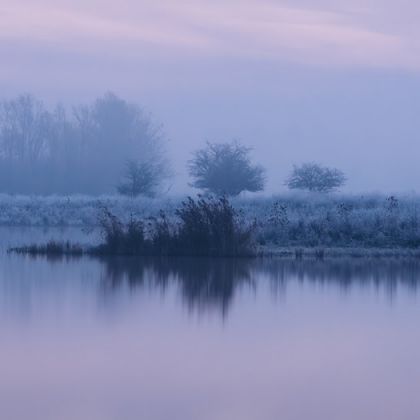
3,192,420,249
243,193,420,248
0,194,178,227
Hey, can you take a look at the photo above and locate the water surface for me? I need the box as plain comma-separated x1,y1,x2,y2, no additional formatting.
1,229,420,420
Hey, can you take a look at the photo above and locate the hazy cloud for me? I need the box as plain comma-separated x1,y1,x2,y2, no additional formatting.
1,0,418,68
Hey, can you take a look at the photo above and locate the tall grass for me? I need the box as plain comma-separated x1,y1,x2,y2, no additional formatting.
253,194,420,248
93,196,256,257
8,193,420,254
173,196,255,256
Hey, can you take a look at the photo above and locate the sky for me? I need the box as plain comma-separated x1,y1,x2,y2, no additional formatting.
1,0,420,193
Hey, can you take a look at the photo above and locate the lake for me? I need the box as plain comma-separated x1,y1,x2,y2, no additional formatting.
1,228,420,420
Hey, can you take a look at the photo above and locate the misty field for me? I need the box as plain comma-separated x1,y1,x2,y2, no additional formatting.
3,193,420,250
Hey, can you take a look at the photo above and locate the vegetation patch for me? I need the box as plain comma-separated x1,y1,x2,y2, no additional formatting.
9,194,420,257
9,241,84,257
10,196,256,258
94,196,256,257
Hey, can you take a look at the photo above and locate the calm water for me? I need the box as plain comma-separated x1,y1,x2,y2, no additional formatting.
1,228,420,420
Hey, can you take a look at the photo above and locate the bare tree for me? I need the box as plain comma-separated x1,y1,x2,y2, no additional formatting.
73,92,169,193
0,92,170,194
188,141,265,196
0,94,51,163
117,159,167,197
285,162,346,193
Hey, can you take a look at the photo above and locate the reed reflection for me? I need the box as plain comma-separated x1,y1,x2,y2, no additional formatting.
99,257,254,316
261,258,420,298
3,254,420,319
97,257,420,315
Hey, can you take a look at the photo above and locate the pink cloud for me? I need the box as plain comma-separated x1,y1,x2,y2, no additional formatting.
0,0,418,69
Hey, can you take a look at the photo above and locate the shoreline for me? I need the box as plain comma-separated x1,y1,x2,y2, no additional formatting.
8,242,420,260
258,246,420,259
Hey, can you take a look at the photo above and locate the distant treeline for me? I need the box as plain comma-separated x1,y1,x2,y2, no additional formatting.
0,93,167,194
0,93,347,196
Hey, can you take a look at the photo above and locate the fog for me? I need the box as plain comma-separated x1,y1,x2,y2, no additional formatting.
1,0,420,194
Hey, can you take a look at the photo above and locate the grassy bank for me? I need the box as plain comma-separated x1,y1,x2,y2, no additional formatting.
10,197,256,258
8,193,420,257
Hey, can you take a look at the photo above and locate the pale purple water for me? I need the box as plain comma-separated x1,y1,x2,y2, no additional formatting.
0,228,420,420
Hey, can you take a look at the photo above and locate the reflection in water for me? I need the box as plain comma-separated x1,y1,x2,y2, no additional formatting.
97,257,420,316
99,257,254,317
2,254,420,319
261,258,420,295
2,253,420,420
